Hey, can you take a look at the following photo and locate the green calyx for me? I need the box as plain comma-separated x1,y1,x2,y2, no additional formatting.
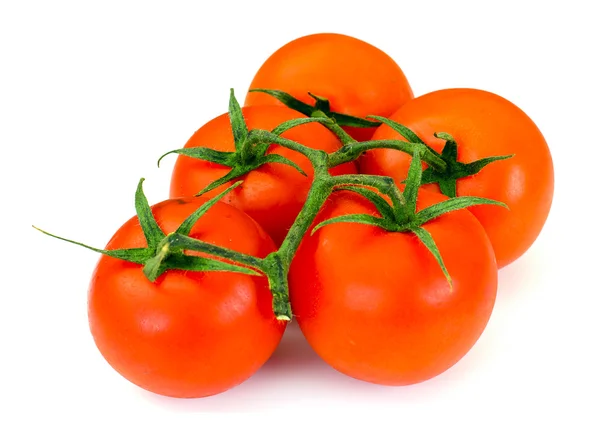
250,88,381,129
313,148,508,285
34,180,260,282
249,88,380,145
35,177,294,320
420,132,513,197
157,89,333,196
368,116,514,198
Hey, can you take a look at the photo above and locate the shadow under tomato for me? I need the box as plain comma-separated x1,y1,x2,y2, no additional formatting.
259,320,326,372
136,313,500,411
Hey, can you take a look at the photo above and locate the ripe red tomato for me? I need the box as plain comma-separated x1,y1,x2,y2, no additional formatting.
359,88,554,268
169,104,356,245
244,33,413,141
89,196,285,398
289,189,497,385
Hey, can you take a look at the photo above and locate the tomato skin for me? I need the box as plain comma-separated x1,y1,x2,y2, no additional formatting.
244,33,413,141
88,197,285,398
359,88,554,268
169,105,356,245
289,190,497,385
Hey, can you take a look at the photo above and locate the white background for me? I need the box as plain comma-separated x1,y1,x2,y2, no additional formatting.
2,0,599,429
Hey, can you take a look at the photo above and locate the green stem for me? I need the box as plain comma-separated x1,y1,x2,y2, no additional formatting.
260,154,333,320
328,139,447,172
166,233,268,272
310,110,356,146
250,130,326,165
263,253,293,320
277,175,332,265
158,232,294,320
330,174,405,209
246,129,351,269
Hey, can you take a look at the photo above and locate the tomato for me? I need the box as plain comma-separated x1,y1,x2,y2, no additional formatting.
244,33,413,141
88,196,285,398
289,189,497,385
359,88,554,268
169,104,356,245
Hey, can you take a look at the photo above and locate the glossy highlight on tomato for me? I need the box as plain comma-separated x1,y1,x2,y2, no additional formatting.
289,189,498,385
360,88,554,268
245,33,414,141
88,196,285,398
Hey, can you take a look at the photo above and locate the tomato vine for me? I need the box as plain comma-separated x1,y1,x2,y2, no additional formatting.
36,89,510,321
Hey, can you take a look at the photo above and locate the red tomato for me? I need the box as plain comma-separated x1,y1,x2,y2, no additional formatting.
169,105,356,245
359,88,554,268
289,189,497,385
89,196,285,398
244,33,413,141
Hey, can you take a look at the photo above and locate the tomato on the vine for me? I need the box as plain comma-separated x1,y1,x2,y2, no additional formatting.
359,88,554,268
289,189,497,385
169,104,356,245
244,33,413,141
89,195,285,398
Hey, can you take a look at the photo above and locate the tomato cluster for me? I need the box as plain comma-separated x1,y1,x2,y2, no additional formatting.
38,33,553,397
